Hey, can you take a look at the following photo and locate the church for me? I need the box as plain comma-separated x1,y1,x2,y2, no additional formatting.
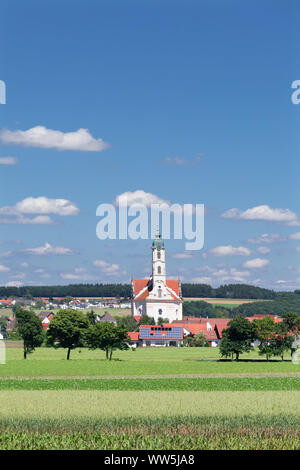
131,231,183,323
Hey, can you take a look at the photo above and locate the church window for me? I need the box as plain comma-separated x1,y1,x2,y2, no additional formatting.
158,286,162,297
157,251,161,259
158,266,161,274
158,309,163,315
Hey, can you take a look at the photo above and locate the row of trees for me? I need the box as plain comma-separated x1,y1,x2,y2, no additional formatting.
183,294,300,318
14,308,130,360
0,282,286,300
220,313,300,361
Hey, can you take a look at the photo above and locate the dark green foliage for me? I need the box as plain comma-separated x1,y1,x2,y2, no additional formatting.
85,322,129,360
183,331,209,347
115,315,138,331
46,309,89,360
15,308,44,359
220,316,255,360
86,310,97,325
0,282,277,299
183,300,216,318
232,295,300,317
252,317,295,361
139,314,155,325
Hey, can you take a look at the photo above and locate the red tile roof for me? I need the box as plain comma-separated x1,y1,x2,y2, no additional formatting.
127,331,139,341
132,279,181,301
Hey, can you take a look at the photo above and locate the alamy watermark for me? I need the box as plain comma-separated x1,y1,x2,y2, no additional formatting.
96,202,204,251
0,340,6,365
291,80,300,105
0,80,6,104
292,338,300,365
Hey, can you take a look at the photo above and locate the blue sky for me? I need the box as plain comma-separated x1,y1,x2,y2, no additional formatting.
0,0,299,290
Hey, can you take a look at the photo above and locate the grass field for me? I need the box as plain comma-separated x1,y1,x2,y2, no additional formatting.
1,345,299,377
0,346,299,449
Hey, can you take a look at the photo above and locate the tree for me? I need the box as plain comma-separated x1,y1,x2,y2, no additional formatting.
183,331,209,347
46,309,89,360
157,317,169,327
282,313,300,336
86,309,97,325
194,331,209,347
220,316,254,360
15,308,44,359
85,322,129,360
115,315,138,331
252,316,277,361
139,314,155,325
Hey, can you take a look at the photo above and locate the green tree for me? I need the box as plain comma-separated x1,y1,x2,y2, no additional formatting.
86,309,97,325
46,309,89,360
157,317,169,327
85,322,129,360
115,315,138,331
220,316,254,361
282,313,300,336
252,316,277,361
15,308,44,359
139,314,155,325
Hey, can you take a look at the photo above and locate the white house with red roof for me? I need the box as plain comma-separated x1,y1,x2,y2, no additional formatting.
131,231,183,323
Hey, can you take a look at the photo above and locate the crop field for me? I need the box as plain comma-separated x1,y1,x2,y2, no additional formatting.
0,346,299,450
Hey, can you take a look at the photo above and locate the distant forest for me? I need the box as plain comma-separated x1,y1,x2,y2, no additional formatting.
0,282,298,300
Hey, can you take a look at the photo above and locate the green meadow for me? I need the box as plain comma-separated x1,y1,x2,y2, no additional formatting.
1,345,299,377
0,346,299,449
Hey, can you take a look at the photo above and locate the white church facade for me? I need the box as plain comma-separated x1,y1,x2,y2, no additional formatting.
131,231,183,323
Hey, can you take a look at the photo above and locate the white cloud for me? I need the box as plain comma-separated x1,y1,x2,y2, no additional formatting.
0,196,79,216
172,252,193,259
296,247,300,252
93,260,122,276
164,153,203,166
289,232,300,240
0,126,110,152
60,271,94,281
223,205,300,226
5,281,23,287
212,268,251,283
248,233,286,244
257,246,271,254
115,190,169,208
0,157,18,165
0,264,10,272
10,272,26,279
20,262,29,268
191,276,212,284
74,267,87,273
210,245,251,256
0,251,12,258
60,273,82,280
24,242,75,256
243,258,269,269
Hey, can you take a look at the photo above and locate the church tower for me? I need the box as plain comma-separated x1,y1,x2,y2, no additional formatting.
152,229,166,285
131,230,183,323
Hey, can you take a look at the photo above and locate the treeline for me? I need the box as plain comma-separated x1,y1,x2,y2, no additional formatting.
181,283,277,299
232,294,300,317
183,293,300,318
0,282,280,299
0,284,132,299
